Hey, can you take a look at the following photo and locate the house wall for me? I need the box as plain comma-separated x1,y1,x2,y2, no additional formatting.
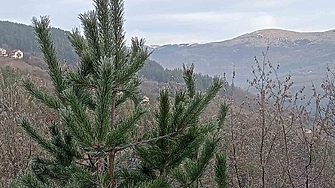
10,51,23,59
0,48,7,56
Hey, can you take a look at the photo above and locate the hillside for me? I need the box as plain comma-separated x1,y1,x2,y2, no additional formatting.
0,54,232,99
150,29,335,89
0,21,78,63
0,56,48,81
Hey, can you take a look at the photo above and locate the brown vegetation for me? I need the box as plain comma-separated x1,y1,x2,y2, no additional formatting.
1,48,335,187
0,68,55,187
222,50,335,187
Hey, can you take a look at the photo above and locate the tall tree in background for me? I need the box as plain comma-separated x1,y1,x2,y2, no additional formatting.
10,0,228,187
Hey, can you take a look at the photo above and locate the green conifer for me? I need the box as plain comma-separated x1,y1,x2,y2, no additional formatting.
117,65,229,187
10,0,229,187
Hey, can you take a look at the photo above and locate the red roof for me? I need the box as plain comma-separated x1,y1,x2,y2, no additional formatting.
11,49,20,53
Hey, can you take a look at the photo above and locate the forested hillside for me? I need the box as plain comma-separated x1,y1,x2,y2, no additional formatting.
0,21,78,63
0,21,222,92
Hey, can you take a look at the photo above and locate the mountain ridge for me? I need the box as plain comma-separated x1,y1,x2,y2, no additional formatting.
149,28,335,90
151,28,335,48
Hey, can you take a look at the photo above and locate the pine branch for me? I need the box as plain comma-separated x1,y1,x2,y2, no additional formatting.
110,0,126,69
68,28,87,59
68,28,93,77
94,57,114,146
95,0,113,57
134,178,170,188
183,63,196,98
14,173,53,188
60,107,94,148
70,79,97,89
183,76,223,125
79,10,101,72
173,138,217,188
20,119,54,154
115,167,152,188
115,76,142,107
170,90,187,130
215,153,228,188
62,89,94,141
109,132,178,152
22,79,62,110
130,37,152,62
105,106,146,148
217,103,229,128
32,16,65,97
157,89,171,136
115,48,149,86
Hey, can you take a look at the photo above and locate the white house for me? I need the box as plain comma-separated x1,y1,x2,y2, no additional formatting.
10,50,23,59
0,48,7,57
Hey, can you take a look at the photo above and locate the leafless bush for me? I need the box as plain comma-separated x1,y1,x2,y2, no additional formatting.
0,68,53,187
223,49,335,188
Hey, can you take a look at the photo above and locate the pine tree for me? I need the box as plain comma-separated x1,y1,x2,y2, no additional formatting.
116,64,229,187
10,0,229,187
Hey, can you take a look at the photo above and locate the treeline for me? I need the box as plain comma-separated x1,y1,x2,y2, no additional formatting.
0,21,78,63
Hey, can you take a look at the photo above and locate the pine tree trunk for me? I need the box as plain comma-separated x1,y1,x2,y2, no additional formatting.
109,94,117,187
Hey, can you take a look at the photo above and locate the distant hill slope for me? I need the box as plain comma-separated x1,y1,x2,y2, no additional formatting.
0,21,223,91
0,54,222,94
0,21,78,63
150,29,335,88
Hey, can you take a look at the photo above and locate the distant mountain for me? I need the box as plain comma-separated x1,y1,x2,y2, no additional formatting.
150,29,335,88
0,21,78,63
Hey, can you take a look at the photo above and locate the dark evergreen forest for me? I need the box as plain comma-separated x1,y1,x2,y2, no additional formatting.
0,21,78,63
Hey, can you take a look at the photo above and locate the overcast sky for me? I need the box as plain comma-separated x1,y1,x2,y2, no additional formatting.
1,0,335,45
